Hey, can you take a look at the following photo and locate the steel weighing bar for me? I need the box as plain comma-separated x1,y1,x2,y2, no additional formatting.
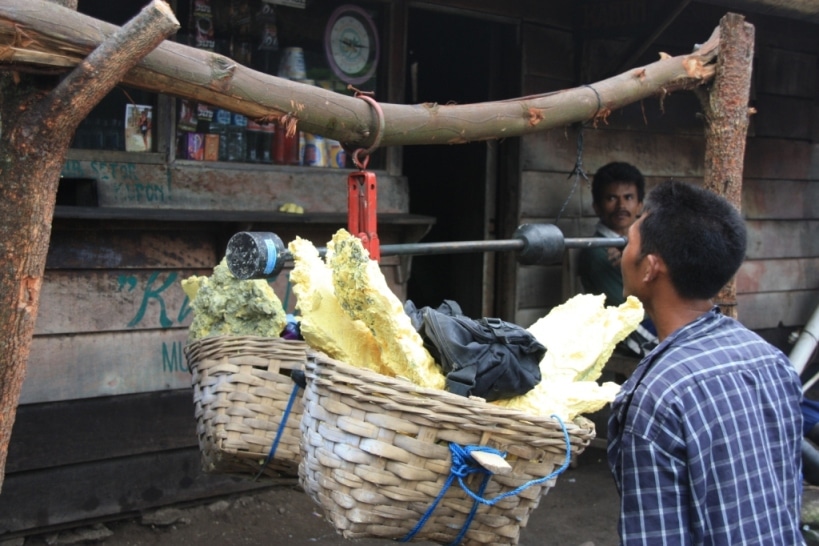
226,224,627,280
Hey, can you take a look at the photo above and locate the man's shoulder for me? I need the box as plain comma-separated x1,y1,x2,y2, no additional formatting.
649,316,791,383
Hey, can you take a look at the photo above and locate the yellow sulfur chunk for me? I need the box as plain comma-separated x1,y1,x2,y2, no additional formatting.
279,202,304,214
288,236,389,376
288,228,642,420
182,258,287,341
496,378,622,422
528,294,645,383
494,294,645,421
326,230,446,390
181,276,201,302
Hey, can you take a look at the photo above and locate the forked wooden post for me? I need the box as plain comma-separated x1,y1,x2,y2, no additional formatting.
0,0,179,493
699,13,755,319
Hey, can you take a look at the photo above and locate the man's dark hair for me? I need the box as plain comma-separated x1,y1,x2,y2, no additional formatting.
591,161,646,206
639,180,747,300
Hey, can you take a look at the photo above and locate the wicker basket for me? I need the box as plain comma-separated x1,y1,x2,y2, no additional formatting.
299,351,596,546
185,335,308,479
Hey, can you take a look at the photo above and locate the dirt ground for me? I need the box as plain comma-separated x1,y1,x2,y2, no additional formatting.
17,447,619,546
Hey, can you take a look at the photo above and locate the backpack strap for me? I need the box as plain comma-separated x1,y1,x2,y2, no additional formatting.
482,317,517,343
445,371,476,397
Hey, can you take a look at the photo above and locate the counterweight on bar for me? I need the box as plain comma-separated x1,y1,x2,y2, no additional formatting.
225,224,626,280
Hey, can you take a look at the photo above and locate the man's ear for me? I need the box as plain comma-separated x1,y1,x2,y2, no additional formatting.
643,253,665,283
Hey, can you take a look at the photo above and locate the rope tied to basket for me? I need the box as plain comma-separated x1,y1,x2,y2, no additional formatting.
401,414,573,545
253,379,302,482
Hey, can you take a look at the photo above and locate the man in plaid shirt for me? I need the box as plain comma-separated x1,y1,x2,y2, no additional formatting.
608,180,803,545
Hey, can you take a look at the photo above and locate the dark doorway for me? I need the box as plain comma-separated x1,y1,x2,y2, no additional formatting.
404,9,518,318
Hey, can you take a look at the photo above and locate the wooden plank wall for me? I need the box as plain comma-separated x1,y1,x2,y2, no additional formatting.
2,220,250,536
516,4,819,355
1,213,418,536
60,155,411,214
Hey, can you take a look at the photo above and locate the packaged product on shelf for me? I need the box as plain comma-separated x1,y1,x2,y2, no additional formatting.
259,15,279,48
230,0,252,40
225,113,247,162
230,0,251,27
246,120,264,162
326,139,346,168
185,132,205,160
278,47,306,80
204,134,220,161
260,123,275,163
273,124,300,165
302,133,328,167
125,104,152,153
178,99,198,132
298,131,306,165
195,103,215,133
209,108,231,161
191,0,215,51
252,2,278,74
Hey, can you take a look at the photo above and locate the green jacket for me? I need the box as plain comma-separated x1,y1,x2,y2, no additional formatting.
577,223,625,307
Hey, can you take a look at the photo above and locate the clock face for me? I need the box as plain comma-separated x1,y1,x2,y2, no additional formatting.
331,15,370,75
325,5,380,85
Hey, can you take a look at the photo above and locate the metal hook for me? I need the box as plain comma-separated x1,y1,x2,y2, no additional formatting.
352,91,385,170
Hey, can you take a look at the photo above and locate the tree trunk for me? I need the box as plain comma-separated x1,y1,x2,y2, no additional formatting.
0,0,179,492
0,0,722,149
698,13,755,319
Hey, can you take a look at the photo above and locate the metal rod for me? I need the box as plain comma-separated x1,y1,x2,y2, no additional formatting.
565,237,627,248
285,236,625,260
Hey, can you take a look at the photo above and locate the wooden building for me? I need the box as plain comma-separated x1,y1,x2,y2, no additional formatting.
1,0,817,537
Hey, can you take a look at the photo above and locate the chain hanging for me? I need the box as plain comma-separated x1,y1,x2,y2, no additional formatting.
554,85,602,224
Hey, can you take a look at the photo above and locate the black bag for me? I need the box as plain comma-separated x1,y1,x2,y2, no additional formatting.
404,300,545,402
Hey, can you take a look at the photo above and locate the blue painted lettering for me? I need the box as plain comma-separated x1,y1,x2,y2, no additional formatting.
126,271,178,328
162,341,188,373
114,182,167,203
178,295,192,324
61,160,84,178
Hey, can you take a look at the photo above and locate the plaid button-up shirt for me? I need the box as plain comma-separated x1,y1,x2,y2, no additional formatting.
608,307,804,545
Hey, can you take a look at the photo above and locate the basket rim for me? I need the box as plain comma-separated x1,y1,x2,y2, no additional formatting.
182,335,309,375
185,335,308,363
305,349,595,438
186,334,308,349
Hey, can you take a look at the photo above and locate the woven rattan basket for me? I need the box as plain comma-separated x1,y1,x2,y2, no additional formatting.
299,351,596,546
185,335,308,479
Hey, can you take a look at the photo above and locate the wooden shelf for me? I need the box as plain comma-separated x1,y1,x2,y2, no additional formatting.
53,206,436,226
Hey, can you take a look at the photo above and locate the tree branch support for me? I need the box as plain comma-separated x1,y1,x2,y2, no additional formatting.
0,0,179,492
699,13,755,319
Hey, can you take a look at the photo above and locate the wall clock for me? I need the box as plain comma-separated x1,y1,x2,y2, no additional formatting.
324,4,380,85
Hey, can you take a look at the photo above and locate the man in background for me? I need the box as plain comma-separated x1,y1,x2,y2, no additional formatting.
577,161,657,357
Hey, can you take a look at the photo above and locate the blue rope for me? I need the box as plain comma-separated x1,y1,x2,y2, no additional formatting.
253,382,301,482
400,414,572,544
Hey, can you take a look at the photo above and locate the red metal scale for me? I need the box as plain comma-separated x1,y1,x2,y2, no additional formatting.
347,91,385,262
347,165,380,261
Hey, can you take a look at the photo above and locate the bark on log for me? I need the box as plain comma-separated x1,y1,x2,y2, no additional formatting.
698,13,755,319
0,0,721,149
0,0,179,492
